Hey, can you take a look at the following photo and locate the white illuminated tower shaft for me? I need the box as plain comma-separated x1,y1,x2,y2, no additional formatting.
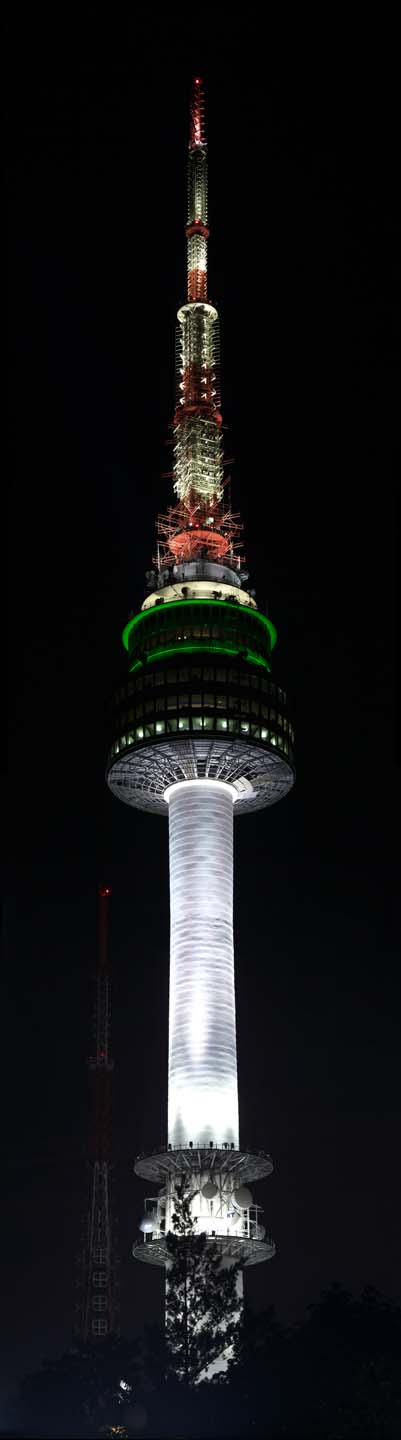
167,779,238,1151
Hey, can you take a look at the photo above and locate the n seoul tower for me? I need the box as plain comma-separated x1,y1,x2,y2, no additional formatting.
107,78,295,1335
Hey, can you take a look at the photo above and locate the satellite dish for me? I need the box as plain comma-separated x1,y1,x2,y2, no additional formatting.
233,1185,253,1209
139,1214,157,1233
201,1181,218,1199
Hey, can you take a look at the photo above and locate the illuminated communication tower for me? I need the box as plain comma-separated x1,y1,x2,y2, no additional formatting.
76,887,119,1341
106,79,295,1362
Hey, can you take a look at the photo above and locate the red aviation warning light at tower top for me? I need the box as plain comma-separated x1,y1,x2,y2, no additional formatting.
156,77,243,576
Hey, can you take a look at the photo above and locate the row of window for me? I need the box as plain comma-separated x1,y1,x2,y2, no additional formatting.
114,668,287,703
115,694,293,735
109,717,292,756
92,1318,108,1335
128,615,271,662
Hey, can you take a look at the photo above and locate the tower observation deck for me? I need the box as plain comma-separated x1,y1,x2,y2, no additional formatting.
107,77,295,1359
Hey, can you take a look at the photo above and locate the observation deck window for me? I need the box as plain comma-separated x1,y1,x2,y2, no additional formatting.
216,694,226,708
228,718,239,733
177,717,188,730
203,717,214,730
216,717,228,730
241,721,250,734
156,720,165,734
167,694,178,710
192,716,202,730
192,693,202,707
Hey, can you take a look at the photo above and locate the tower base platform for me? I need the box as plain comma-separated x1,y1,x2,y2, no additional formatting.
134,1145,274,1185
133,1232,275,1268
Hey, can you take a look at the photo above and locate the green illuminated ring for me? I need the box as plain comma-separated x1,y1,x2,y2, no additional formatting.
129,643,271,674
122,598,277,653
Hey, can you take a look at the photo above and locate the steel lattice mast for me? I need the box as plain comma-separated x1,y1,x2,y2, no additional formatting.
75,887,119,1341
107,78,295,1373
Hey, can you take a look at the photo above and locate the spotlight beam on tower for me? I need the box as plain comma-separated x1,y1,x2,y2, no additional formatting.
106,76,295,1375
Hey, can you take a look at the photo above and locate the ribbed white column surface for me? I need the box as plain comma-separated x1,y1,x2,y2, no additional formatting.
166,779,239,1148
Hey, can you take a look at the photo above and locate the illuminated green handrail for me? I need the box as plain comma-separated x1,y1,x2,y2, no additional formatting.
122,598,277,654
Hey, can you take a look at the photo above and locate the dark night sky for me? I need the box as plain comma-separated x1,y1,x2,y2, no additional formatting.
4,8,400,1402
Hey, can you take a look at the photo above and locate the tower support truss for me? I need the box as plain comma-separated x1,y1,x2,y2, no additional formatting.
75,888,119,1341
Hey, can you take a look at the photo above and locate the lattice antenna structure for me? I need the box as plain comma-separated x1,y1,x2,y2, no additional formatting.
106,78,295,1378
75,887,119,1342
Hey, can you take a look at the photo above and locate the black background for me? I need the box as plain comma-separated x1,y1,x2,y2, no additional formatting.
5,6,400,1407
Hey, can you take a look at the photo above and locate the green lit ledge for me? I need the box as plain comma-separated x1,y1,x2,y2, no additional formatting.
129,643,271,674
122,598,277,654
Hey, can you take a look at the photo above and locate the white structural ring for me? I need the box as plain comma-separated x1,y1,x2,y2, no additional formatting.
165,779,239,1149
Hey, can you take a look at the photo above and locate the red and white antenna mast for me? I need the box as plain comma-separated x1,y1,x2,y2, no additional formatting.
75,887,119,1341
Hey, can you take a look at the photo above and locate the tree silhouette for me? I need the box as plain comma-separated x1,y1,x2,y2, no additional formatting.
165,1179,243,1385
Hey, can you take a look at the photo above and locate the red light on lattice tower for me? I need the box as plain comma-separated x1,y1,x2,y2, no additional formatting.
189,75,206,149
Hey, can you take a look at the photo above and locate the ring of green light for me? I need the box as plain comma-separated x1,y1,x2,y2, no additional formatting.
122,598,277,655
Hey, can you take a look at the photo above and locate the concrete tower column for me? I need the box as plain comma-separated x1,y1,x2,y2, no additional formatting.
166,779,239,1152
